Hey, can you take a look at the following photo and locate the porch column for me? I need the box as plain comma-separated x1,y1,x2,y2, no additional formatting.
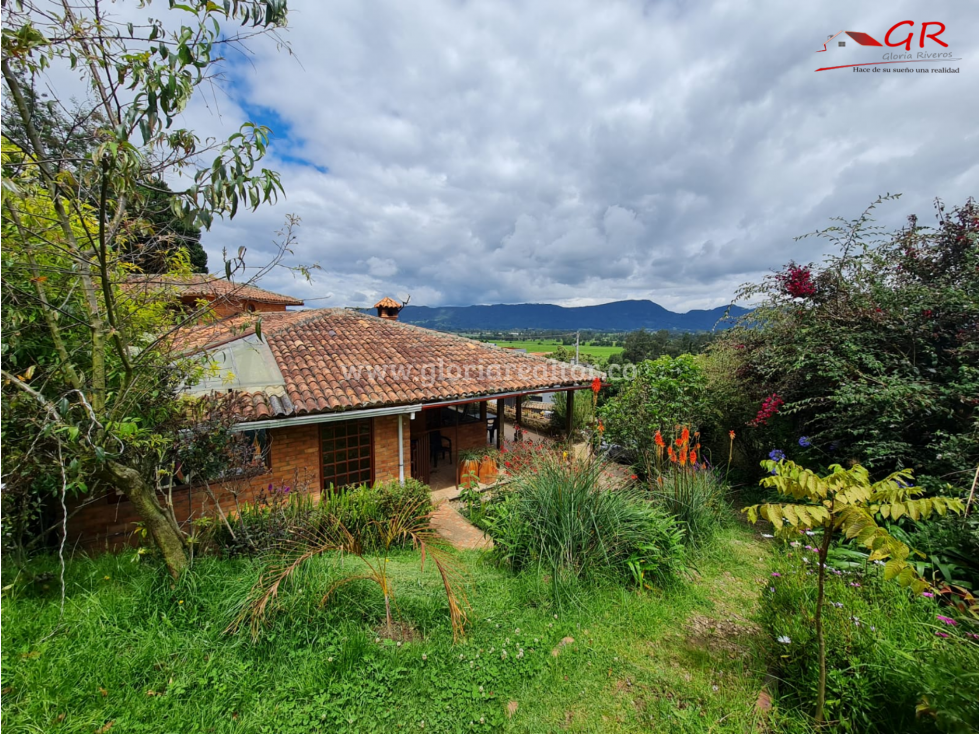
496,398,504,449
566,389,575,440
514,395,523,441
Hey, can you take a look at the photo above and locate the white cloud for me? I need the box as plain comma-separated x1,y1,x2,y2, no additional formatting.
30,0,979,310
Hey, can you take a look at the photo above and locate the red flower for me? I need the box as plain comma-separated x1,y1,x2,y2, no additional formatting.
630,474,638,480
777,263,816,299
654,430,665,448
591,377,602,395
750,393,784,426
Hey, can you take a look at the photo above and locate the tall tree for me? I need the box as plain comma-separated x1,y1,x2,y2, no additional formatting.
1,0,296,577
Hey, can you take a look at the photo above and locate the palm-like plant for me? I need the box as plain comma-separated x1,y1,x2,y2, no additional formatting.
744,459,963,724
229,500,468,641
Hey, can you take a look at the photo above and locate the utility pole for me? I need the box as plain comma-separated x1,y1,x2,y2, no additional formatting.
575,331,580,365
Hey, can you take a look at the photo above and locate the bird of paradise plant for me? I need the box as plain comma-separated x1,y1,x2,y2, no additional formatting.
229,499,468,642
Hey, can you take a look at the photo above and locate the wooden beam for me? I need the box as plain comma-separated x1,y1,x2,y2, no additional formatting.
496,398,504,449
566,389,575,439
515,396,523,441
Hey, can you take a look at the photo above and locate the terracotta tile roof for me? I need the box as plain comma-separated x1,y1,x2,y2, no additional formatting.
125,274,304,306
373,297,403,309
174,309,599,421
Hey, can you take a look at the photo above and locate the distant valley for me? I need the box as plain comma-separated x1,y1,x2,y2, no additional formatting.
397,299,749,332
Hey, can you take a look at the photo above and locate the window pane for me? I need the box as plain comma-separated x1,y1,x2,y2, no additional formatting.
322,419,372,491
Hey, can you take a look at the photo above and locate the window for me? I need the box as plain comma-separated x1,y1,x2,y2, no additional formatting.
321,419,373,490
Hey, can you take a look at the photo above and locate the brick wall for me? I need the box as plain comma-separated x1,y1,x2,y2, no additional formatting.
66,423,321,551
372,414,411,483
65,416,418,551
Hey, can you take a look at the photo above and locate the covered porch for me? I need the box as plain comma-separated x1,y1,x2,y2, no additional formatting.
411,388,585,494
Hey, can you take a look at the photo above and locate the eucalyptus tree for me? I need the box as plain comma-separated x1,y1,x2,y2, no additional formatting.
1,0,298,577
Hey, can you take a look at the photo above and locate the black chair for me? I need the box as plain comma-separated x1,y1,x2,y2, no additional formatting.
487,417,499,444
429,431,451,467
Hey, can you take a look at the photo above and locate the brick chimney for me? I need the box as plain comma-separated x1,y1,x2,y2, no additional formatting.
373,297,404,321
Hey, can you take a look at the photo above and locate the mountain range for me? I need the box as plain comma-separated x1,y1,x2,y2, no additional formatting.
396,300,749,332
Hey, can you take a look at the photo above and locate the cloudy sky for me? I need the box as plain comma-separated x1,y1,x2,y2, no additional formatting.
184,0,977,310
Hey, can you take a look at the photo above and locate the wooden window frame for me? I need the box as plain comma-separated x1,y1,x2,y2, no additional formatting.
320,418,374,492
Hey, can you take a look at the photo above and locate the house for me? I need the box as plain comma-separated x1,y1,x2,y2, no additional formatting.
69,296,599,547
125,274,305,317
817,31,883,52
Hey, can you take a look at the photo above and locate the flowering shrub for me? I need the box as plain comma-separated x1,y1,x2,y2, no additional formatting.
750,393,783,427
775,262,817,299
713,197,979,489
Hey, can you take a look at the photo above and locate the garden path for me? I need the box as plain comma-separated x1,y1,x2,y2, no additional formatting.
430,500,494,550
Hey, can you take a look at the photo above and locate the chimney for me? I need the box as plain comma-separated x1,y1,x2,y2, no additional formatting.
373,297,404,321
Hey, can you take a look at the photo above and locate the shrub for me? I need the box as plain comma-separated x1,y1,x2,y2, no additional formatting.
599,354,709,470
208,478,433,556
714,197,979,490
483,455,685,601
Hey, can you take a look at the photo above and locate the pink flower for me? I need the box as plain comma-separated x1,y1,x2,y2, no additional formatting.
936,615,957,626
921,592,934,598
935,631,949,638
771,573,781,578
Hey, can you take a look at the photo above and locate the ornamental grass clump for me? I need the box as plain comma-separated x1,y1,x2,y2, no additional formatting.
487,453,685,603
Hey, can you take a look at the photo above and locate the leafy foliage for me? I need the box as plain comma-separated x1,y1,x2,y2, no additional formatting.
714,196,978,489
761,546,979,732
1,0,297,575
207,478,433,557
745,458,964,723
599,354,709,466
609,328,716,366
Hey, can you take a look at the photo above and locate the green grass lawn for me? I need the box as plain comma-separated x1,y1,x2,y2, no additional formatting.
486,339,622,361
2,526,785,733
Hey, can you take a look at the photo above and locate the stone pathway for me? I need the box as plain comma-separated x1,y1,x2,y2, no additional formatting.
430,500,494,550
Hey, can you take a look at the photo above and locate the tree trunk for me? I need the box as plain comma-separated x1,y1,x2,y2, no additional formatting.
814,523,834,725
101,461,189,578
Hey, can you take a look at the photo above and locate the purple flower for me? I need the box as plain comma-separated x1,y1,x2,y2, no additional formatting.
935,631,949,639
771,572,781,578
798,436,811,448
769,449,786,462
937,615,957,626
849,582,861,588
921,592,935,598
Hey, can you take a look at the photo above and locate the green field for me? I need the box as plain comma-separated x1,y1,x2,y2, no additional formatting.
485,339,622,361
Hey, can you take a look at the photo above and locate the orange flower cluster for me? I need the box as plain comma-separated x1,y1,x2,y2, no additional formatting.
667,425,701,468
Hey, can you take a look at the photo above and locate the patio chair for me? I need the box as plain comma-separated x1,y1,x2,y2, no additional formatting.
430,431,451,467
